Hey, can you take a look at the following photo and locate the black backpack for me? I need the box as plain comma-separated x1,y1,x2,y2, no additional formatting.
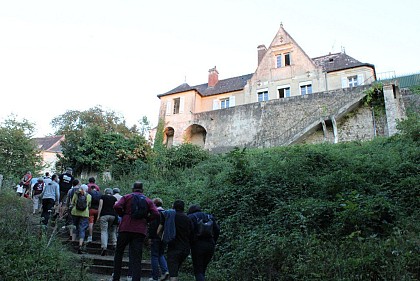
75,192,88,211
131,194,149,219
89,189,101,207
33,183,44,195
194,214,214,238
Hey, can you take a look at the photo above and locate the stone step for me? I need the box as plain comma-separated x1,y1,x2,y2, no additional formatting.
81,253,151,277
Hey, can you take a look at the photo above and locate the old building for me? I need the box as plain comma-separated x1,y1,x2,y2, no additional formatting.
153,24,379,151
33,135,64,174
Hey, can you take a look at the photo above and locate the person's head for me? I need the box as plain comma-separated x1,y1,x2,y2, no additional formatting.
72,179,80,187
104,188,113,195
37,177,44,183
45,172,50,177
51,174,58,182
88,177,95,184
153,198,163,207
187,204,201,215
27,171,32,175
173,200,185,212
132,181,143,192
113,187,121,194
66,167,73,174
80,184,88,193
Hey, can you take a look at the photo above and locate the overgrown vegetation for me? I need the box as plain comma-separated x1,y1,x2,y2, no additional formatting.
0,190,93,281
0,116,43,186
136,117,419,280
1,108,419,280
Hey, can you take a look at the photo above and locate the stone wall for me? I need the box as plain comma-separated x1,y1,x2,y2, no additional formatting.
401,88,420,114
192,85,376,153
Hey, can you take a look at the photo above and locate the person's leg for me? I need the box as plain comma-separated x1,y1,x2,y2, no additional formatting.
158,241,169,279
200,244,215,280
150,239,160,280
78,217,89,250
109,218,117,248
129,233,145,281
41,199,54,225
87,209,97,242
33,195,38,214
167,247,189,279
113,232,129,281
99,215,109,251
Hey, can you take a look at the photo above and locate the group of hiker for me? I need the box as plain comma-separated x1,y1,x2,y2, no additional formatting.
17,168,220,281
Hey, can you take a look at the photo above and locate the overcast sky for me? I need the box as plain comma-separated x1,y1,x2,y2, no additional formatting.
1,0,419,137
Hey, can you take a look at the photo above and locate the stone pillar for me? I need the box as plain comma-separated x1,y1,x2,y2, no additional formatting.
383,84,402,136
331,116,338,143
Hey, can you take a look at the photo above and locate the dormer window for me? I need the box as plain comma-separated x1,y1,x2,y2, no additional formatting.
285,53,291,66
276,52,291,68
276,55,282,68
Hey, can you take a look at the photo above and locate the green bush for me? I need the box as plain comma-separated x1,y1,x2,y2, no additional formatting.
0,190,92,281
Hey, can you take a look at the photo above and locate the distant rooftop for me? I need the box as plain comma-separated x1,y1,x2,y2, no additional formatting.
158,73,253,98
33,135,64,153
312,52,375,73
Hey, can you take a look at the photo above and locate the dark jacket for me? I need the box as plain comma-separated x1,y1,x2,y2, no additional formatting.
161,210,193,250
188,211,220,243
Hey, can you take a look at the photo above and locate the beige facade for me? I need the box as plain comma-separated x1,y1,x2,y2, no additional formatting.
154,25,376,150
33,135,64,174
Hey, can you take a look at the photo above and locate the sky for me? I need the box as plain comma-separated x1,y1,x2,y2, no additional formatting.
1,0,419,137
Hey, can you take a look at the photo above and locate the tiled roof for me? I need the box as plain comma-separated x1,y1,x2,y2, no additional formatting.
33,135,64,153
158,53,374,98
158,73,253,98
312,52,374,73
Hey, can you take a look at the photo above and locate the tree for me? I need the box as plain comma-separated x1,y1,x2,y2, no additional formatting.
52,107,151,177
138,115,151,138
51,105,138,137
0,115,43,184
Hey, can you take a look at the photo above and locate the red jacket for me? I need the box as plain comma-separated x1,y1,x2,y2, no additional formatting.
114,191,159,235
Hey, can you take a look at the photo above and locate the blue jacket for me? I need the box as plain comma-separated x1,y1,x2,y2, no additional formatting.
162,209,176,243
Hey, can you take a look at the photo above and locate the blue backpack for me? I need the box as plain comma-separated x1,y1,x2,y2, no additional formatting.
131,194,149,219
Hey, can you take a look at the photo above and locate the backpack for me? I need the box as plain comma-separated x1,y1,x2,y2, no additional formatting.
89,189,101,206
75,192,88,211
194,214,214,238
33,183,44,195
131,194,149,219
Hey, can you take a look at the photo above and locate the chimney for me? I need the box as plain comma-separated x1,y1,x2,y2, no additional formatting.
257,44,267,65
208,66,219,87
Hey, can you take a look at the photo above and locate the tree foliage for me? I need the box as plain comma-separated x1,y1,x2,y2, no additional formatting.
0,116,42,184
51,105,137,137
53,106,151,177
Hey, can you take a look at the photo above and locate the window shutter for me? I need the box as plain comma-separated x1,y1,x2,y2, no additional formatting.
212,99,219,110
179,96,185,113
229,96,236,107
341,77,348,88
166,101,171,115
357,74,364,85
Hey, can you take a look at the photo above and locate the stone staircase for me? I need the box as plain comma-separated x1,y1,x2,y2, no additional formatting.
30,211,153,281
62,222,153,280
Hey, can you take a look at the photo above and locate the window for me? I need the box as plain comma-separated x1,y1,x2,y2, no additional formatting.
258,91,269,102
173,98,180,114
300,84,312,96
278,87,291,98
348,76,358,87
220,98,230,109
276,55,282,68
285,53,291,66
